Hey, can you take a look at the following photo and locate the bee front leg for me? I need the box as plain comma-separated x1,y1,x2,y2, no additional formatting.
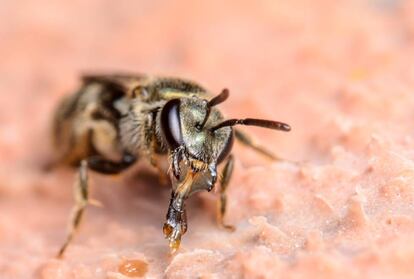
163,192,187,253
57,160,89,258
171,146,186,180
163,169,194,253
217,154,235,231
181,207,188,234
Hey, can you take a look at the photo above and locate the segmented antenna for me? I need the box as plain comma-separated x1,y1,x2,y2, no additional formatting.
210,118,291,132
198,88,230,129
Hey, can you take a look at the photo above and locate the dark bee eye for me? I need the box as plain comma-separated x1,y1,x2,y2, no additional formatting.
217,129,234,163
160,99,183,149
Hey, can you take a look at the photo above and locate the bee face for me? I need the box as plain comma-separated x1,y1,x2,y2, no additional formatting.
160,96,234,170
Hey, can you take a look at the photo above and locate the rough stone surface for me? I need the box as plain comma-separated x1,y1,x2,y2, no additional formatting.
1,0,414,278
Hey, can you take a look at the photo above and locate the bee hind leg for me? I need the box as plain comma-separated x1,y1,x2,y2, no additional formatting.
57,153,136,258
57,160,90,258
217,154,235,231
235,129,284,161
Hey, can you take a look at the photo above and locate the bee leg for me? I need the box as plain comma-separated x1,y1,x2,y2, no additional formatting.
217,154,236,231
57,160,89,258
235,129,283,161
87,152,136,175
207,163,217,192
57,153,135,258
171,146,186,180
181,208,188,234
163,171,194,253
149,155,169,185
163,193,186,253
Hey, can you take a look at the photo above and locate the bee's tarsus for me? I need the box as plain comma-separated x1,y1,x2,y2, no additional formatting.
57,159,89,258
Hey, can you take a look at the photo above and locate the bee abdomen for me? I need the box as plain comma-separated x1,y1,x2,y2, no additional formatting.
52,82,126,166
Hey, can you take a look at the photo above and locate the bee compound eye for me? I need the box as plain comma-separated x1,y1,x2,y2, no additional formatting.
160,99,183,149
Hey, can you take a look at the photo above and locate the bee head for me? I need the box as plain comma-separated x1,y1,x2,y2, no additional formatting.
160,90,233,171
160,89,290,185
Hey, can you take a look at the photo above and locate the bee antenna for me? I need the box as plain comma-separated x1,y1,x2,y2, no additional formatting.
198,88,230,129
210,118,291,132
208,88,230,107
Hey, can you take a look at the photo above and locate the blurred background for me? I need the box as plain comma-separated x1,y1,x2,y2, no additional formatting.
1,0,413,164
2,0,414,278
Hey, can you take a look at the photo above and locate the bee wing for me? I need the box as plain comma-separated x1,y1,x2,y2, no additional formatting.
81,73,148,98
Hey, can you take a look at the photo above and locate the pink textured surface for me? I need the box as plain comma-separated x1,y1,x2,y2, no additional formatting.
1,0,414,278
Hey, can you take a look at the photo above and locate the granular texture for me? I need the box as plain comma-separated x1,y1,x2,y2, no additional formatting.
1,0,414,278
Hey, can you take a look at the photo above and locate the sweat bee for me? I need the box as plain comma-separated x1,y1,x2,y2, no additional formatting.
52,74,291,256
